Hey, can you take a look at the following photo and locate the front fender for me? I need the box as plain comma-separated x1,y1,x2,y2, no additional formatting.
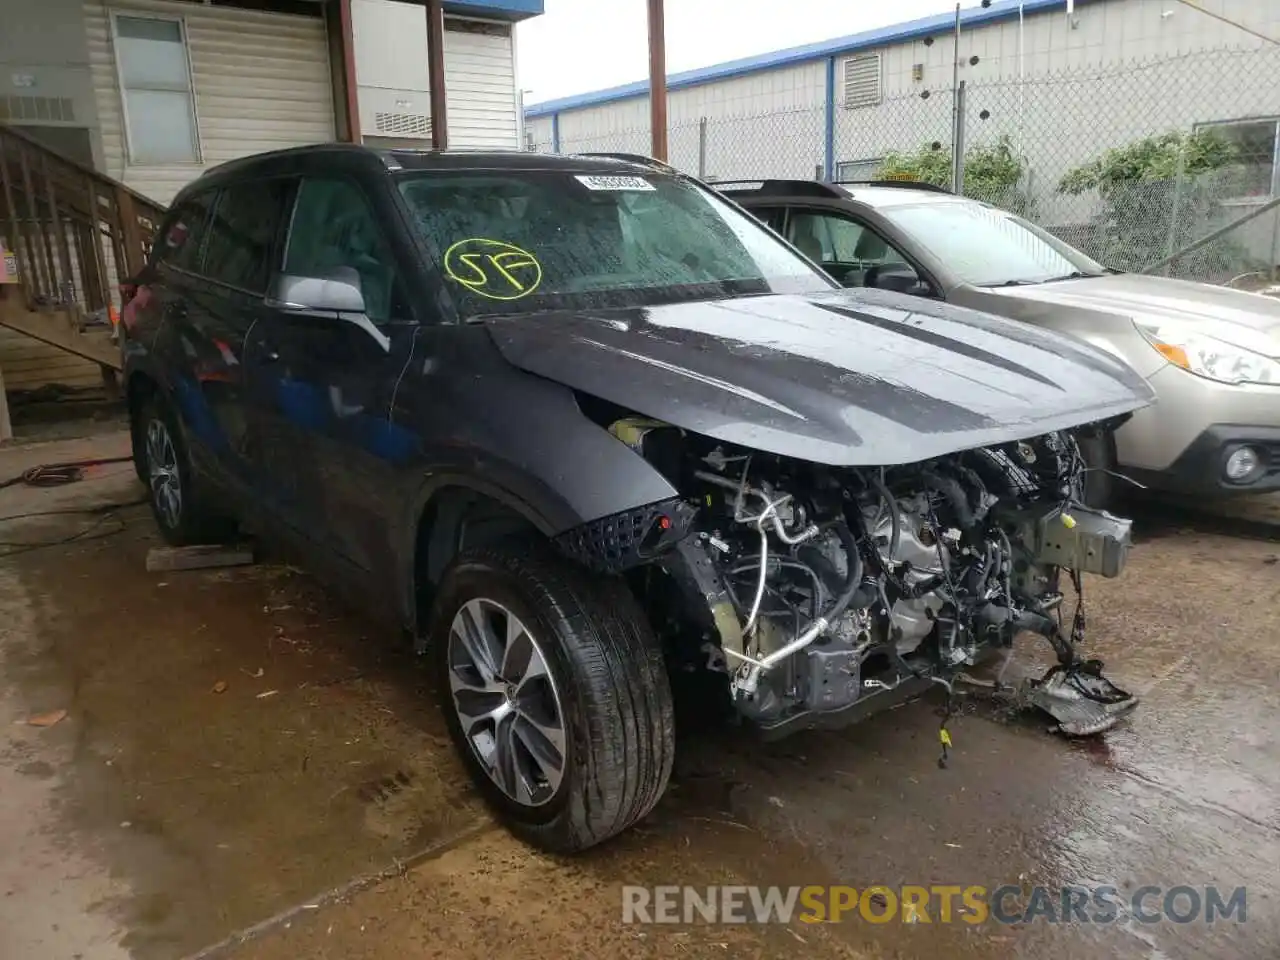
387,362,683,631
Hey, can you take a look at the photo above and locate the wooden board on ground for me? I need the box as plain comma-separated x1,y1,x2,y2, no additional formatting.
146,543,256,573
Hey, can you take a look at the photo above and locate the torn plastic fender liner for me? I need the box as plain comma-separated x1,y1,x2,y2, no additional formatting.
658,539,747,666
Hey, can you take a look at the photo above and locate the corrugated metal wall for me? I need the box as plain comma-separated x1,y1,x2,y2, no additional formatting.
351,0,519,150
444,20,518,148
527,0,1280,180
84,0,335,206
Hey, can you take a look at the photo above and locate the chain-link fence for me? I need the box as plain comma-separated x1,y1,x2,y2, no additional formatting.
531,44,1280,286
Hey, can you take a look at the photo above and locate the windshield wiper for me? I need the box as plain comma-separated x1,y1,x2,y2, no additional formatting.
979,279,1042,288
1040,271,1104,283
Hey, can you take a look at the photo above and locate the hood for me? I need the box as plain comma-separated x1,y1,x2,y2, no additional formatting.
983,273,1280,358
484,288,1154,466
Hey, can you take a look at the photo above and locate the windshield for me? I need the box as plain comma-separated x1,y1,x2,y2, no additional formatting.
396,169,835,317
881,199,1109,287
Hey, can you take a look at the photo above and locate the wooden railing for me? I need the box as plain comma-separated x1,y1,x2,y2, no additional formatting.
0,124,167,316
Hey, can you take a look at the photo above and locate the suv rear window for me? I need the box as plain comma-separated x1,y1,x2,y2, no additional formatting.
202,179,293,294
155,191,215,273
396,170,834,317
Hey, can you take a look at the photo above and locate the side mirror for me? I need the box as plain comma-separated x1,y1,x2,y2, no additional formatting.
265,268,390,352
865,264,930,297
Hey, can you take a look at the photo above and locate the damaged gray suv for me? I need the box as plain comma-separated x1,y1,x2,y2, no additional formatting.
121,146,1154,853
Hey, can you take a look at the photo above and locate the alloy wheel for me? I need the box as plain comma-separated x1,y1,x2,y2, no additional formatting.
446,598,567,807
146,418,182,529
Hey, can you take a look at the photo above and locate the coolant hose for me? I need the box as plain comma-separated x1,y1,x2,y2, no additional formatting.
868,472,901,559
824,522,865,621
921,469,975,528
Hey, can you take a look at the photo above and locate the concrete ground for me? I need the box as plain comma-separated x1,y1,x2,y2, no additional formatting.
2,424,1278,960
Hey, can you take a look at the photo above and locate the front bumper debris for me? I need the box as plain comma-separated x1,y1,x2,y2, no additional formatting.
1025,659,1138,736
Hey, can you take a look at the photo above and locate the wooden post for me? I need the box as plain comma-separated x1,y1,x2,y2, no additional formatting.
0,354,11,442
84,180,109,311
41,153,76,305
0,135,22,278
17,145,55,300
647,0,668,162
0,286,11,442
333,0,362,143
425,0,448,149
114,186,144,281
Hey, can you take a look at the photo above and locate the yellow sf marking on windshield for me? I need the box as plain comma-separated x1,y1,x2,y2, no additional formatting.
443,238,543,301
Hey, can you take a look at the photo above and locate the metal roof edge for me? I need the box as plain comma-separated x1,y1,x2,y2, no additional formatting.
446,0,543,21
524,0,1073,118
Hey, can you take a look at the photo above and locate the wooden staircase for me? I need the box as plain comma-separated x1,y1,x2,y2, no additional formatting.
0,124,167,436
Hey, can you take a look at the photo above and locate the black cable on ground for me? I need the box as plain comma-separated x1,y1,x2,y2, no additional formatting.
0,499,150,557
0,455,135,491
0,455,146,557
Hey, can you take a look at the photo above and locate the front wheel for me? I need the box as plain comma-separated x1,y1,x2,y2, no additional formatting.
430,543,675,854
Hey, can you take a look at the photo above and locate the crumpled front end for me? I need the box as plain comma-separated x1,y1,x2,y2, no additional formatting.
555,414,1139,742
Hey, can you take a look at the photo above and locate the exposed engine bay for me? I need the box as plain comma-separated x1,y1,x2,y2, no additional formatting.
559,414,1139,740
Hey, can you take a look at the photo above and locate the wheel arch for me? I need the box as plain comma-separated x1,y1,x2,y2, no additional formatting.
126,368,162,478
405,476,561,638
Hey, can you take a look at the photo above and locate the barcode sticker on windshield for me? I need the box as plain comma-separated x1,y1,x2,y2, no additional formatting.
574,174,656,191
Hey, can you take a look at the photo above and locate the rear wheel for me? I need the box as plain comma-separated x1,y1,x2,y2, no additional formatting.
135,394,236,546
431,543,675,854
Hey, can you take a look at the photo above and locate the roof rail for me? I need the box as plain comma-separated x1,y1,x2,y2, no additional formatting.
710,179,847,199
833,178,954,194
575,151,678,173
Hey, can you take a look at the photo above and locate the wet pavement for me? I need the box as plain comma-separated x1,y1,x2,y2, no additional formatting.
1,425,1278,960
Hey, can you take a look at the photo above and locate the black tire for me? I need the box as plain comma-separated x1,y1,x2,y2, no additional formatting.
1076,430,1117,511
130,412,148,487
430,542,675,854
134,393,236,547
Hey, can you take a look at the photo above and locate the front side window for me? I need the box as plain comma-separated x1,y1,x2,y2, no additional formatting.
114,15,200,164
882,200,1107,287
787,212,906,266
282,178,407,323
396,170,835,318
202,179,293,293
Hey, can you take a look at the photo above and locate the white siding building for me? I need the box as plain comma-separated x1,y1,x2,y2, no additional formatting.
1,0,540,394
523,0,1280,201
87,0,338,205
3,0,543,206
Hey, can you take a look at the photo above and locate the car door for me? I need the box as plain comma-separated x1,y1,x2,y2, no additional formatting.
173,176,295,505
145,184,271,497
247,174,421,579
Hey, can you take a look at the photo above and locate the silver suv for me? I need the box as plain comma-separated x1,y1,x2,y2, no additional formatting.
721,178,1280,505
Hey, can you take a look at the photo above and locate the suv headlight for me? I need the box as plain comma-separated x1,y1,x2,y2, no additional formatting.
1137,323,1280,386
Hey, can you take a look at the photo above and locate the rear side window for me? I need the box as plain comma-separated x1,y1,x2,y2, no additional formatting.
155,191,214,272
202,178,293,293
